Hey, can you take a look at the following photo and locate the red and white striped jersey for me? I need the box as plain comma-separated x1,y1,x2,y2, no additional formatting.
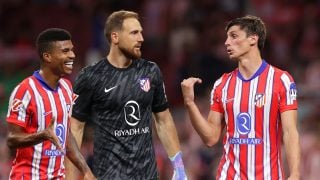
6,71,74,180
210,61,298,179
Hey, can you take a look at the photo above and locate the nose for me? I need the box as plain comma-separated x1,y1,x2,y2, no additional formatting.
224,38,230,47
138,32,144,42
69,50,76,59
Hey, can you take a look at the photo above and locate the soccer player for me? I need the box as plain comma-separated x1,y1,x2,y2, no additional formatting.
66,10,187,180
181,15,301,179
6,28,96,179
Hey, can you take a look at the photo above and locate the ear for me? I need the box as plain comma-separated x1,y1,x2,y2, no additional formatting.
111,32,119,44
42,52,52,63
249,34,258,46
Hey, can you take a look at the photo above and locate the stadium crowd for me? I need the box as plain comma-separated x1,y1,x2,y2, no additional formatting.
0,0,320,179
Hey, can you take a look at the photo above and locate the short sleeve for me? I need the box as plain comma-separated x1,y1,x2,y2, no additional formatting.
6,82,33,128
210,75,225,113
151,63,168,113
279,72,298,112
72,68,94,122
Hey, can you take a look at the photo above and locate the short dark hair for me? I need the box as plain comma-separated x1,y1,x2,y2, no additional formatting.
225,15,266,51
104,10,139,43
36,28,71,59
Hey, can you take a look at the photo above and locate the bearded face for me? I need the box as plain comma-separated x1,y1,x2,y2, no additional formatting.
117,18,144,60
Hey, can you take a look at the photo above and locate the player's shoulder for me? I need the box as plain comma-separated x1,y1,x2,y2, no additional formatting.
136,58,159,68
59,77,72,88
83,59,106,71
18,76,35,88
78,59,106,78
269,64,294,79
212,69,236,89
220,69,235,81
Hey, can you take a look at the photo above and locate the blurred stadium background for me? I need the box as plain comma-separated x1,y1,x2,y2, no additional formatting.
0,0,319,179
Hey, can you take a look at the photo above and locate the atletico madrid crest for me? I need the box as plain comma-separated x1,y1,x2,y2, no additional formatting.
139,78,150,92
254,93,265,107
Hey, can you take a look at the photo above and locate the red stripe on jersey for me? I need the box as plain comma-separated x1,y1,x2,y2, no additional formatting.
7,76,72,179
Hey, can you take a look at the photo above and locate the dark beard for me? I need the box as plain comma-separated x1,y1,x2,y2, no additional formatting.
119,46,141,60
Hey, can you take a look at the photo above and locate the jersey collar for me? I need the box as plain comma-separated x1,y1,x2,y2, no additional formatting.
237,60,268,82
33,70,59,92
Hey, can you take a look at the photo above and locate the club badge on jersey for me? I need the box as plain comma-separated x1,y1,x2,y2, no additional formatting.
139,78,150,92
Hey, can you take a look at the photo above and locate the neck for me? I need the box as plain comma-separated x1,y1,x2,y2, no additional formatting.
107,48,132,68
39,69,60,89
237,50,263,80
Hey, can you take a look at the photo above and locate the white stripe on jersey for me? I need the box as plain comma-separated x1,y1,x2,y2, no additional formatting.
263,66,274,179
19,91,31,122
210,77,223,106
29,78,44,180
59,79,72,99
7,85,19,118
280,73,293,105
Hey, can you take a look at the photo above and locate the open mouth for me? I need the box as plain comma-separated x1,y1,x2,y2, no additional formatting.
64,61,74,68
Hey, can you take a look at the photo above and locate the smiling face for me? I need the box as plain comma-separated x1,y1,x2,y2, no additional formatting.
45,40,75,76
116,17,144,59
225,25,257,60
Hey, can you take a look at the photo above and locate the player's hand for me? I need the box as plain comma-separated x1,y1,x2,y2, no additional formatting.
43,117,64,152
172,168,187,180
170,152,187,180
181,77,202,106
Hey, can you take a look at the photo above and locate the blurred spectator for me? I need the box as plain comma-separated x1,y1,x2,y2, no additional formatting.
0,0,320,179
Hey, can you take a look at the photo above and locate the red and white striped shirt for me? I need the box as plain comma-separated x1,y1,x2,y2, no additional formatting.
6,71,73,180
210,61,298,179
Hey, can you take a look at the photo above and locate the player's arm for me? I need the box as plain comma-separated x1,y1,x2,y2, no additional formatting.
65,122,96,180
65,116,87,180
7,117,62,151
154,109,187,180
181,77,224,147
281,110,300,180
154,109,180,156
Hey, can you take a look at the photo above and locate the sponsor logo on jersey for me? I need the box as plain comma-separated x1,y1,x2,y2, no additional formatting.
55,124,66,145
229,138,262,145
236,112,251,135
223,97,234,103
139,78,150,92
44,149,64,156
124,100,141,126
114,100,150,137
289,83,297,100
254,93,265,107
11,99,23,112
104,85,118,93
230,112,263,145
114,127,150,137
43,111,52,116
